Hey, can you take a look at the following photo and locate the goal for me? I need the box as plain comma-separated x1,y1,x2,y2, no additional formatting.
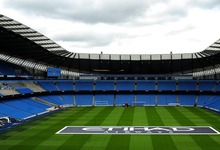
132,101,146,106
94,101,109,106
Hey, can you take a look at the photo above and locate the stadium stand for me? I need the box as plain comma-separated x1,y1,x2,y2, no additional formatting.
178,80,197,91
205,96,220,110
0,60,31,77
38,82,59,91
178,95,196,106
157,80,176,91
116,80,135,90
0,102,32,119
198,81,216,91
158,94,177,106
23,82,45,92
75,94,93,106
1,14,220,126
95,94,114,106
59,95,74,106
135,94,156,106
56,81,74,91
116,94,134,106
16,88,33,94
75,80,94,91
95,80,114,90
136,81,155,90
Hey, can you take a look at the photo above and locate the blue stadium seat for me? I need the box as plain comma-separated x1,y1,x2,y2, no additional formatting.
56,82,73,91
136,94,156,106
0,102,32,119
0,113,5,117
16,88,33,94
198,81,216,91
59,95,74,105
178,81,196,91
115,94,134,106
197,95,212,107
136,81,155,90
95,94,114,105
0,60,31,76
75,80,94,91
178,95,196,106
157,81,176,91
21,98,50,109
38,82,59,91
38,96,62,105
205,96,220,111
116,81,135,90
95,81,114,90
214,84,220,91
157,94,177,106
2,99,45,114
75,94,93,106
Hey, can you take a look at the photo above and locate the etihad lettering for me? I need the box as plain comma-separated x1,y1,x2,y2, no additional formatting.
56,126,219,135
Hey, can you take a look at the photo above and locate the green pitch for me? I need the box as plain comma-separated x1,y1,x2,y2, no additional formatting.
0,107,220,150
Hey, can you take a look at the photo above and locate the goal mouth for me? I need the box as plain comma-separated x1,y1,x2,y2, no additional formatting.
94,101,109,106
132,101,146,106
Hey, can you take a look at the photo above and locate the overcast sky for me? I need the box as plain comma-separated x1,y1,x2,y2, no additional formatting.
1,0,220,54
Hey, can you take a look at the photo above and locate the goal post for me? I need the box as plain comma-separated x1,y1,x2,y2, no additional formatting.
132,101,146,106
94,101,109,106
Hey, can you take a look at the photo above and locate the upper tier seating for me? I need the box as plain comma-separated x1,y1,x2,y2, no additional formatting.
136,81,155,90
116,81,135,90
57,82,74,91
157,81,176,91
38,82,59,91
198,81,216,91
95,81,114,90
178,81,196,91
75,80,94,91
0,60,31,76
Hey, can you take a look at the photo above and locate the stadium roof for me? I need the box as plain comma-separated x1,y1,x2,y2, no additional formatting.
1,14,220,77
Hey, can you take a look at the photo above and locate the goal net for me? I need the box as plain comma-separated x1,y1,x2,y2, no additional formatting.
94,101,109,106
132,101,146,106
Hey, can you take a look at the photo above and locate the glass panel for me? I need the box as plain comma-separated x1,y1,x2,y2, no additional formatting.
151,54,161,60
90,54,99,59
172,54,181,60
131,55,140,60
162,54,171,60
110,54,120,60
140,55,150,60
100,54,110,60
182,53,192,59
79,53,89,59
121,55,130,60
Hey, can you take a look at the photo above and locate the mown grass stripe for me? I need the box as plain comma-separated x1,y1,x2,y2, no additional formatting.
0,111,62,141
0,108,85,149
56,107,114,150
6,107,93,150
130,107,153,150
105,107,135,150
146,107,177,150
164,107,201,150
186,107,220,131
166,107,220,150
80,107,125,150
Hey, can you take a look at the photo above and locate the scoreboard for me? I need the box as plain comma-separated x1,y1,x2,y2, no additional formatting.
47,68,61,77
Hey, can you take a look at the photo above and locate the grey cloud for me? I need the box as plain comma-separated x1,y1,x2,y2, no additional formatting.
188,0,220,9
2,0,168,24
166,25,195,35
53,32,127,47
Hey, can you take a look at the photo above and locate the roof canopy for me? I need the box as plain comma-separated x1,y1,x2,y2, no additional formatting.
1,14,220,76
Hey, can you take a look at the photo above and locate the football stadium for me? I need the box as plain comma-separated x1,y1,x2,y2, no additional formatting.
0,14,220,149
